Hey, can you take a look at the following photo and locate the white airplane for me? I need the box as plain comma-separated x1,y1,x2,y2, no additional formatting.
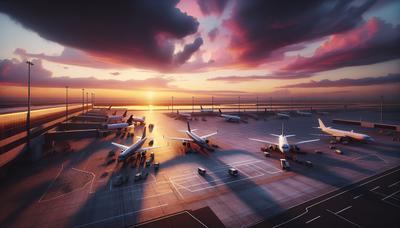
176,110,192,119
316,119,374,142
218,109,240,122
249,124,319,156
167,122,218,150
277,112,290,119
126,115,145,125
107,110,128,122
106,122,132,130
111,127,159,161
295,110,312,116
200,105,213,113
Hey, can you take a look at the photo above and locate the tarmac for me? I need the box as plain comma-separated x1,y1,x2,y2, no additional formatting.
0,109,399,227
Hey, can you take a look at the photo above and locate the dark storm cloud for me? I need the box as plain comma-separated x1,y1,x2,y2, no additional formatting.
277,73,400,88
196,0,228,15
226,0,376,64
174,37,203,65
283,18,400,73
0,0,201,71
0,59,172,90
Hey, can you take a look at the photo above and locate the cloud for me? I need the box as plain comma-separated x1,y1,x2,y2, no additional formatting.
208,28,219,42
207,71,313,83
0,1,201,71
196,0,228,15
14,48,127,69
0,58,172,90
284,18,400,73
110,72,120,76
173,37,204,65
225,0,376,65
277,73,400,88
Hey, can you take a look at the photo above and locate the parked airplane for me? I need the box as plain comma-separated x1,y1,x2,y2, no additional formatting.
111,127,159,161
200,105,213,113
218,109,240,122
126,115,145,125
277,112,290,119
295,110,312,116
176,110,192,120
249,124,319,156
108,110,128,122
316,119,374,142
167,122,218,150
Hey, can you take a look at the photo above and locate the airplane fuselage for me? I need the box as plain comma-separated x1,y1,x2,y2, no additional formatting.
278,136,291,154
221,114,240,122
186,131,209,148
322,127,373,141
119,137,147,161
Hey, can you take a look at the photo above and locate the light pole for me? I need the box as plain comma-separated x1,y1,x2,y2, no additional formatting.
380,96,383,123
211,96,214,112
238,96,241,113
192,96,194,113
171,96,174,113
26,61,34,152
82,88,85,115
86,92,89,112
65,86,69,130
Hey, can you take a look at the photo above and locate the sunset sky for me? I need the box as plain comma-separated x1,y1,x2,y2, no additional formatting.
0,0,399,105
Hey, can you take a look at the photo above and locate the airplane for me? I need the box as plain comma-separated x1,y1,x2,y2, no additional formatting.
249,123,319,156
295,110,312,116
107,110,128,122
176,110,192,120
111,127,159,161
167,122,218,150
276,112,290,119
126,115,145,125
218,109,240,122
316,119,374,142
200,105,213,113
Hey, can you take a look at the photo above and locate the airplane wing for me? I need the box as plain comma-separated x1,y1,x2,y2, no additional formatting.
200,132,218,139
310,133,331,137
294,139,320,145
111,142,129,151
167,137,194,142
140,146,161,151
249,138,277,145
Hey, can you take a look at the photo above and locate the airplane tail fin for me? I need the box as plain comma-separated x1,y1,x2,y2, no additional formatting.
219,109,222,115
187,121,191,132
108,105,112,110
142,127,147,138
281,122,284,136
177,110,179,114
200,105,203,110
123,110,127,117
318,118,326,129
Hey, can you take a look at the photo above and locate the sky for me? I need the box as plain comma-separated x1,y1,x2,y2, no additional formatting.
0,0,399,105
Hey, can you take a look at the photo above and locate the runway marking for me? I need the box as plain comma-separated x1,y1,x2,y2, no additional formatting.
353,194,363,199
370,186,380,191
269,168,400,228
326,209,361,228
335,205,352,214
249,163,281,174
305,215,320,224
38,163,64,203
388,181,400,188
133,211,208,228
169,176,184,200
74,203,168,228
382,190,400,201
72,167,96,193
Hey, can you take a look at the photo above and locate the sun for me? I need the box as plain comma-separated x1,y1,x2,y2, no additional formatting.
146,90,154,101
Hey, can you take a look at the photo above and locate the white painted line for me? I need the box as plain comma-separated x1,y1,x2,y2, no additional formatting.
169,177,184,200
74,203,168,228
270,168,400,228
382,190,400,201
38,163,64,203
370,186,380,191
326,209,361,228
335,205,352,214
388,181,400,188
305,216,320,224
72,167,96,193
133,211,207,227
353,194,363,200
